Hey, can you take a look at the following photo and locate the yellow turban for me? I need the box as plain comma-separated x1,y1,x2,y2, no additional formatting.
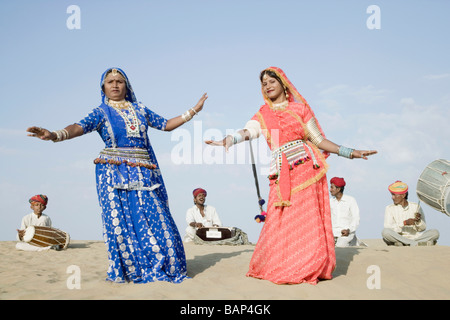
388,181,408,194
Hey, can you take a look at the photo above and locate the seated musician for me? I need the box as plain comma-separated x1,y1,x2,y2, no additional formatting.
329,177,364,247
382,181,439,246
184,188,222,242
16,194,53,251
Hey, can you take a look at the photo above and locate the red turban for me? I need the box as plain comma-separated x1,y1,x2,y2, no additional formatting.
193,188,207,197
330,177,346,188
29,194,48,206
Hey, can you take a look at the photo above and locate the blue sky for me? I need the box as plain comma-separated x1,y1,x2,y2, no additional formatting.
1,0,449,245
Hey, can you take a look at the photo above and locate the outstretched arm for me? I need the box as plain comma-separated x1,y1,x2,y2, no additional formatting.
206,132,377,159
27,124,84,142
317,139,377,160
204,129,252,152
164,93,208,132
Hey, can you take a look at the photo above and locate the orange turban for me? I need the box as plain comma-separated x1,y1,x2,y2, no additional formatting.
388,181,408,194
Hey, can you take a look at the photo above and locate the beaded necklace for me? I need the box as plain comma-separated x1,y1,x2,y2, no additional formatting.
107,99,141,137
271,100,288,110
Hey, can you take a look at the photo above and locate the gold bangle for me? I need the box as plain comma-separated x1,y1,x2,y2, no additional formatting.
306,118,324,146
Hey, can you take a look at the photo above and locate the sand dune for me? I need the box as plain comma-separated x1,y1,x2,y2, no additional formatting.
1,239,449,300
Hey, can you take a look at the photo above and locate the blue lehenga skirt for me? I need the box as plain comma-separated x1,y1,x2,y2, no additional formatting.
94,148,188,283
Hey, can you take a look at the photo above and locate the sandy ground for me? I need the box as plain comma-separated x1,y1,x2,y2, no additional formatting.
1,239,449,300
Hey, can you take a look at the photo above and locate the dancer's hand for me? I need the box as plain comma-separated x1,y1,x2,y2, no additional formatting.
193,93,208,113
27,126,55,141
205,136,233,152
352,150,377,160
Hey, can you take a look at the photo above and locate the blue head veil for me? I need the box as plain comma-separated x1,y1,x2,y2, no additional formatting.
100,67,137,105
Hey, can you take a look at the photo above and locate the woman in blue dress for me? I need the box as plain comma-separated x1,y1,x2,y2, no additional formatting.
27,67,208,283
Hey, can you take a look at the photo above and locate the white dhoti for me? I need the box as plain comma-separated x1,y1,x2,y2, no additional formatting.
15,242,52,252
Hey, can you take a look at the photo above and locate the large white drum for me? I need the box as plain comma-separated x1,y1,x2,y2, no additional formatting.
416,159,450,217
23,226,70,250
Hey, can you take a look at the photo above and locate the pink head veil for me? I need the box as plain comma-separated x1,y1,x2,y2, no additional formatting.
260,66,327,140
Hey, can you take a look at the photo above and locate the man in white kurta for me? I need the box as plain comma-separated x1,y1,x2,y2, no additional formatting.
16,194,53,251
382,181,439,246
329,177,361,247
184,188,222,242
18,212,52,230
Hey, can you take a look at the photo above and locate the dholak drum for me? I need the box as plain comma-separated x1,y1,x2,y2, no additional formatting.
416,159,450,217
196,227,235,242
22,226,70,250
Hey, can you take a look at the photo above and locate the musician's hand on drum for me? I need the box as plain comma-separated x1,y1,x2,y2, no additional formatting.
16,229,25,240
415,212,422,222
190,222,204,228
352,150,377,160
26,126,55,141
205,136,234,152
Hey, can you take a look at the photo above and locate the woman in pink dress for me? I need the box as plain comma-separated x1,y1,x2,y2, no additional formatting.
206,67,376,284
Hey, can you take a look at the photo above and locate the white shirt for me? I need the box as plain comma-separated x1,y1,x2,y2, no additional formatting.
17,212,52,241
19,212,52,229
384,202,426,239
330,194,360,237
186,205,222,228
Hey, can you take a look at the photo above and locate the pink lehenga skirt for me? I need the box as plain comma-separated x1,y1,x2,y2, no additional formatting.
247,174,336,285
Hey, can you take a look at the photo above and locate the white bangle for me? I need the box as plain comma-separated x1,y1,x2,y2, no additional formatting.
52,129,69,142
181,108,199,123
182,110,193,123
229,132,243,145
